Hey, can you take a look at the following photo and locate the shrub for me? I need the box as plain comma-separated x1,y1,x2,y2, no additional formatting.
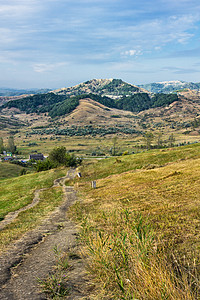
36,147,82,172
49,146,67,166
35,159,55,172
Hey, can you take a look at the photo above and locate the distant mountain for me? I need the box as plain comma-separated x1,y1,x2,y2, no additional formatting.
139,81,200,93
1,79,200,135
54,78,147,97
0,88,51,97
0,86,178,119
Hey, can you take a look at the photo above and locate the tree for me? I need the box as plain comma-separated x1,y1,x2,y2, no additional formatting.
0,137,4,153
35,159,54,172
157,132,163,148
112,136,118,156
7,136,16,153
144,132,154,150
48,146,82,168
168,133,175,147
48,146,67,166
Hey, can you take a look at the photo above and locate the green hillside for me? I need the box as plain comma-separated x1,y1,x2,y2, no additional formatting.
0,162,24,179
0,89,179,118
0,167,66,252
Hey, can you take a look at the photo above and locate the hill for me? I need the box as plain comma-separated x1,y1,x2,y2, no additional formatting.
0,78,199,142
0,85,178,119
0,115,26,129
0,144,200,298
0,88,51,97
139,80,200,93
54,78,147,97
69,143,200,298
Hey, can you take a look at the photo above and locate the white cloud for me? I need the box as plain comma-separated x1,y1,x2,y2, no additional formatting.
122,49,142,57
33,62,69,73
0,1,39,20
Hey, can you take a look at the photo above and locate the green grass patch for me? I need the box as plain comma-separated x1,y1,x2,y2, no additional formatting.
0,162,25,179
76,143,200,181
0,168,66,220
0,186,64,253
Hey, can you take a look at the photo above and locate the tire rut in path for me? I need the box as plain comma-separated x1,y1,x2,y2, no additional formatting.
0,169,94,299
0,169,74,231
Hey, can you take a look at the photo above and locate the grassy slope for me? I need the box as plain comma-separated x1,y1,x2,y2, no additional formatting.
77,143,200,180
69,143,200,299
0,168,66,219
78,157,200,251
0,168,67,253
0,162,25,179
0,187,63,253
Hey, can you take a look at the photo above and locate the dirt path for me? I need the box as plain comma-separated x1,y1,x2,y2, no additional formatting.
0,169,94,299
0,169,74,231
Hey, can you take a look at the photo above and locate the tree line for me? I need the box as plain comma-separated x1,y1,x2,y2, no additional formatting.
0,136,17,154
0,91,179,118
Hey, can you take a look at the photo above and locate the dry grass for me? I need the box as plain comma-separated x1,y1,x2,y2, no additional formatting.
76,157,200,254
69,144,200,299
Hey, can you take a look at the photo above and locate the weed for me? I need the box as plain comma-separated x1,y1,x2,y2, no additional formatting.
76,209,199,299
38,245,70,299
69,148,200,298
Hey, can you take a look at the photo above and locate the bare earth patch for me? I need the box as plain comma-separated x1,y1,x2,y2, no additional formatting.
0,169,95,299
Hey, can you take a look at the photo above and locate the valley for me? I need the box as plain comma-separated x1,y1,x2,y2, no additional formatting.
0,79,200,299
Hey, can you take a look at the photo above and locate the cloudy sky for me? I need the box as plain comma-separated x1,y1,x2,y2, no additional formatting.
1,0,200,88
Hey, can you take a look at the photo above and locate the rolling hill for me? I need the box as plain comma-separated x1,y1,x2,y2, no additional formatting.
0,79,178,118
0,79,199,139
0,88,51,97
139,80,200,93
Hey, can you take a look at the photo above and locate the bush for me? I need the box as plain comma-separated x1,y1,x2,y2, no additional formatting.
35,147,82,172
49,146,67,166
20,168,27,175
35,159,55,172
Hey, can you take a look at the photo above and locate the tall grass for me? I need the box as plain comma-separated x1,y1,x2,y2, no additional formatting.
71,207,199,299
68,144,200,299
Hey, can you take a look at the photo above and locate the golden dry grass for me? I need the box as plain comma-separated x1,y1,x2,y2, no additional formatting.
77,158,200,253
69,144,200,299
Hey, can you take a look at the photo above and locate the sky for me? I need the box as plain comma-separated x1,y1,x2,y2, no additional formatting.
1,0,200,89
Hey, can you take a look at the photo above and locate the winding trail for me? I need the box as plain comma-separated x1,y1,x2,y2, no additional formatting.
0,169,94,299
0,169,75,231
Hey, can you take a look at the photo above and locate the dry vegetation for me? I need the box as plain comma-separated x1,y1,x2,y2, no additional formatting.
68,143,200,299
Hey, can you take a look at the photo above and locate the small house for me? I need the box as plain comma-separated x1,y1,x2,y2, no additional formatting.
29,153,44,161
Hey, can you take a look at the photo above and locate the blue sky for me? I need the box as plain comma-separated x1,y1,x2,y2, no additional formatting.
1,0,200,88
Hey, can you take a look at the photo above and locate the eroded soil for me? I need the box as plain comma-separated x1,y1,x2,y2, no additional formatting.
0,169,94,299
